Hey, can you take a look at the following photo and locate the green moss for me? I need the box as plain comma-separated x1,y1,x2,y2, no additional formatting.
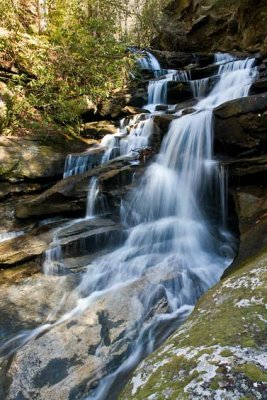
236,363,267,382
209,376,221,390
241,339,256,348
220,349,233,358
122,356,199,400
239,397,254,400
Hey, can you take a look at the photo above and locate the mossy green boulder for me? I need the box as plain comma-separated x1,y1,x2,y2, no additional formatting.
120,247,267,399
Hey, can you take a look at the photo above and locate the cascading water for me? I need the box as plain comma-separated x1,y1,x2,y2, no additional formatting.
84,55,258,399
0,230,24,243
119,118,155,156
135,50,161,73
147,70,190,107
214,52,235,64
0,52,259,399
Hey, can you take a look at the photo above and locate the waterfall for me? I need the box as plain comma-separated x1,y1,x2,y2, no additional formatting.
136,50,161,73
0,52,259,399
147,70,190,110
190,77,214,99
214,52,235,64
85,55,258,399
119,118,154,155
43,238,65,275
86,177,108,218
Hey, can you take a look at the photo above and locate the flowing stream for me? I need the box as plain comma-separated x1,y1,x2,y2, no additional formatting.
0,51,258,399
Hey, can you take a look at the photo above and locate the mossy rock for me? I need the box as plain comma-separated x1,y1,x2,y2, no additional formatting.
120,248,267,399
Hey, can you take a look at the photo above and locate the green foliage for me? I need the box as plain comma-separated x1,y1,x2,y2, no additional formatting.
129,0,171,47
0,0,132,131
0,0,171,134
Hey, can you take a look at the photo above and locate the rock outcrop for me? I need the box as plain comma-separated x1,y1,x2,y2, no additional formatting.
0,136,89,182
153,0,267,53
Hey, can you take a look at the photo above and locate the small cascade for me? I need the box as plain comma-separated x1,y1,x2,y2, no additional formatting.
0,230,24,243
119,118,154,156
218,57,256,73
101,134,120,164
198,58,258,108
136,50,161,74
43,236,65,275
214,52,235,64
147,70,190,108
63,151,102,178
86,177,108,218
190,77,214,99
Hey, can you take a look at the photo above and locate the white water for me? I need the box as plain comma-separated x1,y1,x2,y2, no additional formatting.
136,50,161,73
148,70,190,106
215,52,235,64
85,55,258,399
0,230,24,243
0,53,258,399
190,76,215,99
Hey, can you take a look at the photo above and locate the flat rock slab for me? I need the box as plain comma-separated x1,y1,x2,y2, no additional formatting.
0,260,177,400
15,161,136,219
0,218,122,267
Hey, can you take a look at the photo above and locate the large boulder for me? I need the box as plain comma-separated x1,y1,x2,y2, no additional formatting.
0,136,89,182
120,248,267,399
167,81,193,104
213,93,267,158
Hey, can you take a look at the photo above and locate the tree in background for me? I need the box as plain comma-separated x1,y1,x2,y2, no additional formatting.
0,0,170,134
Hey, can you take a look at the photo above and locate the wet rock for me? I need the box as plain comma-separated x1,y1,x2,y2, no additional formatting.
0,264,175,400
0,264,77,342
181,107,196,116
225,156,267,184
214,93,267,157
0,223,61,266
15,161,136,219
152,114,178,150
0,182,47,200
98,90,131,119
80,121,117,140
174,99,198,113
188,64,219,80
150,50,194,69
0,218,123,268
249,78,267,95
127,88,148,108
167,81,192,104
225,186,267,274
121,106,149,115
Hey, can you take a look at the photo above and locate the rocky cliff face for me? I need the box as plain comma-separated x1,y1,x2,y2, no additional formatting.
153,0,267,53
